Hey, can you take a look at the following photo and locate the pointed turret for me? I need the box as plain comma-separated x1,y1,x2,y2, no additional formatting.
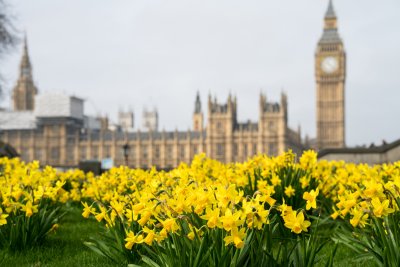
319,0,341,44
12,35,38,111
194,91,201,114
325,0,336,19
20,35,32,78
193,92,204,131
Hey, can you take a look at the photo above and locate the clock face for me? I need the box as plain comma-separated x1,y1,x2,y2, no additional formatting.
321,56,338,74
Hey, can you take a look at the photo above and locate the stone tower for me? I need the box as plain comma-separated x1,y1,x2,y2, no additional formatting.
315,0,346,149
258,92,289,156
206,94,237,162
192,92,204,131
119,109,134,131
143,108,158,132
12,36,38,111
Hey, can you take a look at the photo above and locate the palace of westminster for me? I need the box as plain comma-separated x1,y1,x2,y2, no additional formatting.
0,1,347,168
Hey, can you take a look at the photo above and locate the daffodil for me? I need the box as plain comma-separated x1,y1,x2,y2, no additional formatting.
279,199,292,216
283,210,311,234
223,227,246,248
201,207,220,228
138,210,152,226
299,176,310,189
21,201,38,217
284,185,295,198
363,180,383,199
350,208,369,228
371,197,394,218
219,208,243,231
95,205,107,222
161,218,179,233
270,174,281,186
303,188,319,210
143,227,156,245
81,202,96,218
110,200,124,215
0,208,8,226
299,150,317,169
124,231,144,250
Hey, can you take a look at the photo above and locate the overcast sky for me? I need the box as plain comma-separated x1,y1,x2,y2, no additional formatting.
1,0,399,146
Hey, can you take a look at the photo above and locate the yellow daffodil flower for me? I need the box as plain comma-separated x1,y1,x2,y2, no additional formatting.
283,210,311,234
371,197,395,218
284,185,295,198
303,189,319,210
223,227,246,248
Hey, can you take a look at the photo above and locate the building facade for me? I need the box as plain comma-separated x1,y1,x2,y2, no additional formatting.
0,90,303,168
1,1,349,168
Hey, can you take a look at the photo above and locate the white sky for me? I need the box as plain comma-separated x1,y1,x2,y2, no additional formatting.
1,0,400,147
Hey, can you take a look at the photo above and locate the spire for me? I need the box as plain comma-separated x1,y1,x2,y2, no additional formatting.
320,0,341,44
20,34,32,77
23,33,28,52
325,0,336,19
13,33,38,111
194,91,201,113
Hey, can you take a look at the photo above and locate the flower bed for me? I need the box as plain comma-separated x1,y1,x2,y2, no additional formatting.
1,151,399,266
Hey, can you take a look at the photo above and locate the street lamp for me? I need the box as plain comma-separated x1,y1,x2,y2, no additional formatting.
122,143,130,166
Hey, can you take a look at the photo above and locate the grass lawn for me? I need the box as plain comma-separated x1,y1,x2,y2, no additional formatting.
0,204,377,267
317,242,377,267
0,205,114,267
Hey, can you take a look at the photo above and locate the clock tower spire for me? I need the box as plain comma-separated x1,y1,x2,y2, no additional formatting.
315,0,346,149
12,35,38,111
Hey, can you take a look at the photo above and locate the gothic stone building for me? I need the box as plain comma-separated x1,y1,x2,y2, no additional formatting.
0,90,303,168
0,1,345,168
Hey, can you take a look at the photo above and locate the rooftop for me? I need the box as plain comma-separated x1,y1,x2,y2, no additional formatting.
0,111,36,130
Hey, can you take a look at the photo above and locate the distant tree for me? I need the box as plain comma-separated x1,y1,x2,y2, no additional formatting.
0,0,18,99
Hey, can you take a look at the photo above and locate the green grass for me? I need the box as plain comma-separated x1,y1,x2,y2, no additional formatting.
0,205,379,267
315,242,378,267
0,204,115,267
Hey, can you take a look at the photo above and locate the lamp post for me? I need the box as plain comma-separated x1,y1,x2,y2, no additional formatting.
122,143,130,166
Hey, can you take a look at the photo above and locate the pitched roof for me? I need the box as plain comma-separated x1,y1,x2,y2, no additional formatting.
319,29,342,44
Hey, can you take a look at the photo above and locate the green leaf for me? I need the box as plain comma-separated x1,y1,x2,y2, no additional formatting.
141,255,161,267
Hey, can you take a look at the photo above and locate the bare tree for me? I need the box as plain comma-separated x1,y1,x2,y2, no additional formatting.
0,0,18,98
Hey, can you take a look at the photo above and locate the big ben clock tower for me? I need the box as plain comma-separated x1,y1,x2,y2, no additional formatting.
316,0,346,149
